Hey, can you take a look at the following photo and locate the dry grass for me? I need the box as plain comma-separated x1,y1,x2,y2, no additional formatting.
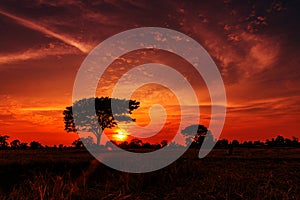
0,148,299,199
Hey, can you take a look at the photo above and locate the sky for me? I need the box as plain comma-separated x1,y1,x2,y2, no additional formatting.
0,0,299,145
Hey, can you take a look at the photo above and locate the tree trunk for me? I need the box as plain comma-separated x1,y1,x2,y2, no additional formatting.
96,129,103,145
96,136,100,146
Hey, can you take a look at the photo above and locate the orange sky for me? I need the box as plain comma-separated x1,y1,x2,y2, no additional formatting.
0,0,299,145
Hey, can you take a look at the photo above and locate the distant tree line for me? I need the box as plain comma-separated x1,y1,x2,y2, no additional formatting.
59,97,300,150
0,135,67,150
0,134,299,150
215,135,300,148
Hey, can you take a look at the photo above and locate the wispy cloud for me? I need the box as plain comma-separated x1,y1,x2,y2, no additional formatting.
0,45,79,65
20,107,64,111
0,8,91,53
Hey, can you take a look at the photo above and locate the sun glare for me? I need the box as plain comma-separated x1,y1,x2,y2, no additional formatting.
113,129,128,141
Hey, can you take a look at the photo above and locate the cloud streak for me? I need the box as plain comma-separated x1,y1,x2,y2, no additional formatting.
0,8,91,53
0,45,79,65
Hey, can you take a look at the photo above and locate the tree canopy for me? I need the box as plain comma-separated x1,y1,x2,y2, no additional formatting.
181,124,210,147
63,97,140,145
0,135,9,149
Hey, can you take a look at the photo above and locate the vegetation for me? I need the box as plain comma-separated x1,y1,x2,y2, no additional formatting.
0,147,299,199
63,97,140,145
1,105,299,199
0,134,299,150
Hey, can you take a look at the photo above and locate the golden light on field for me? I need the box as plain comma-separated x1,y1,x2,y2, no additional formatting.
112,129,128,142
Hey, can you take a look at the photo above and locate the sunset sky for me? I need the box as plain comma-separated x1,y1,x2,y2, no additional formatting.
0,0,299,145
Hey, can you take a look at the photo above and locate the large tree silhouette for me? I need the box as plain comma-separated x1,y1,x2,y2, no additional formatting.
63,97,139,145
182,124,211,147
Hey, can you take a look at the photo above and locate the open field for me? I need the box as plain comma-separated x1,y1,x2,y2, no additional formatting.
0,147,299,200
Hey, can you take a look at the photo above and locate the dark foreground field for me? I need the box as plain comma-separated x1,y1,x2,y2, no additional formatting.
0,147,299,200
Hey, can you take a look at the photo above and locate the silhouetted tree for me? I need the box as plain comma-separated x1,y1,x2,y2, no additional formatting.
160,140,168,147
265,139,272,146
242,141,253,147
181,124,208,147
129,138,143,148
271,138,275,144
228,142,233,155
105,140,118,149
253,140,264,146
275,135,285,146
284,138,292,146
265,136,299,147
232,140,239,146
10,139,20,149
72,139,84,148
63,97,139,145
81,136,94,148
0,135,9,149
30,141,43,149
20,142,29,149
118,141,129,149
216,139,229,148
292,137,299,146
205,130,215,144
142,142,152,148
153,143,162,148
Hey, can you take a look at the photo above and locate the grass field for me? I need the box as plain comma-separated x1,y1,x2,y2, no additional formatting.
0,147,299,200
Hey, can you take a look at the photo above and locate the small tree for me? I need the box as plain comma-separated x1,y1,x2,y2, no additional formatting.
119,141,129,149
63,97,139,145
275,135,285,146
10,139,21,149
182,124,208,147
81,136,94,148
72,139,84,148
30,141,43,149
160,140,168,147
216,139,229,148
129,138,143,148
232,140,239,146
20,142,29,149
0,135,9,149
142,142,152,148
292,137,299,146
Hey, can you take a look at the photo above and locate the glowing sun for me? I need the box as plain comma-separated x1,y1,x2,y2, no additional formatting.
113,129,128,141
